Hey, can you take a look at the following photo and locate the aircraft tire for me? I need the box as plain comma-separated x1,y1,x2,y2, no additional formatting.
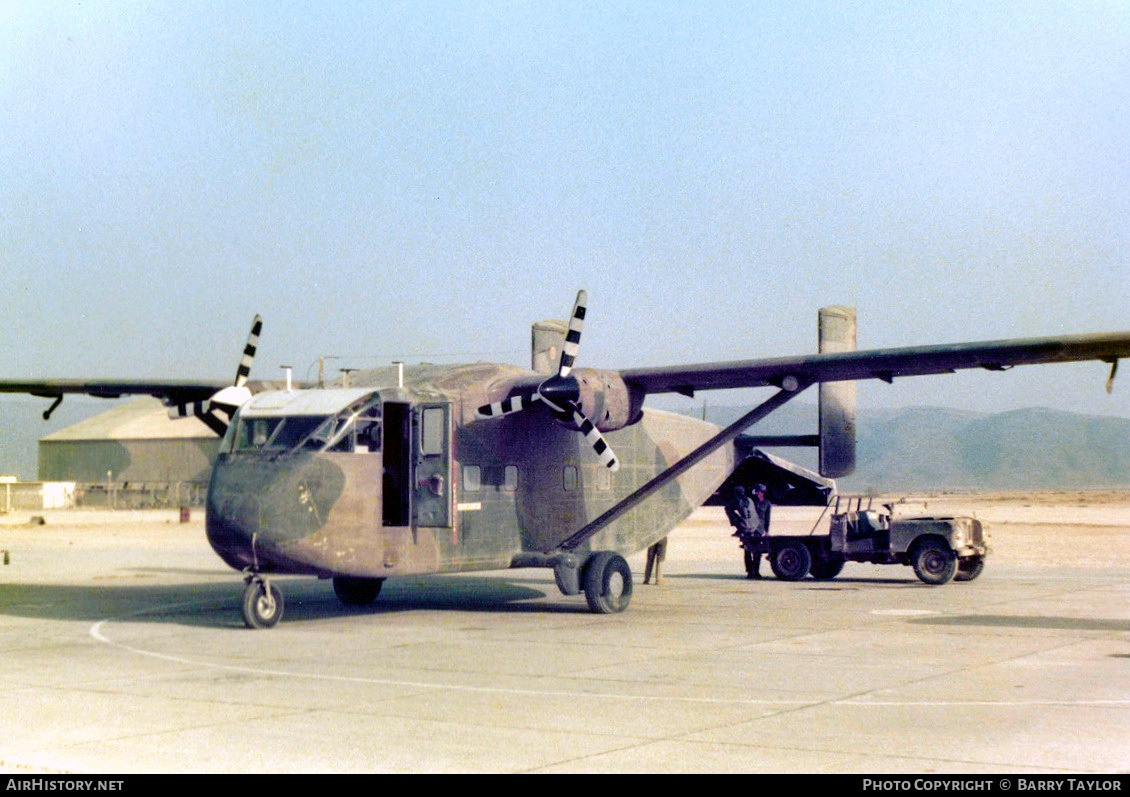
954,555,985,582
583,551,633,614
333,576,385,606
770,540,812,581
809,558,844,580
911,538,957,585
242,579,284,629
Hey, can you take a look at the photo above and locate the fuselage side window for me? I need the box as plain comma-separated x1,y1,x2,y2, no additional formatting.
463,465,481,492
563,465,578,492
503,465,518,492
421,407,445,456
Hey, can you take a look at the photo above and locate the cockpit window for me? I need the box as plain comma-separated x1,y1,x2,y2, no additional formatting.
228,417,282,452
337,396,382,453
231,416,322,452
226,394,382,455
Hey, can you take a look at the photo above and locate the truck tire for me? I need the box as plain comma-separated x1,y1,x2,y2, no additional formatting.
809,559,844,580
954,555,985,582
770,540,812,581
911,538,957,585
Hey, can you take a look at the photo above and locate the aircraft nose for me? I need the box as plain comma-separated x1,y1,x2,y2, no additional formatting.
205,455,347,572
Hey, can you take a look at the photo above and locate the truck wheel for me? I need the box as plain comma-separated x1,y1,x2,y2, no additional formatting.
911,538,957,585
770,541,812,581
954,555,985,582
583,551,633,614
809,559,844,580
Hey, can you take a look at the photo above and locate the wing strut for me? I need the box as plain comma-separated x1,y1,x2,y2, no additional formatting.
553,380,814,553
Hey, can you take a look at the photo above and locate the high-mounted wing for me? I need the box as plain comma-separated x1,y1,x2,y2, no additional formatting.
619,330,1130,397
0,379,226,402
0,315,264,435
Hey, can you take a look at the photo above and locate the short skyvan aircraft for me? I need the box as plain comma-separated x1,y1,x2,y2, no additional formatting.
3,292,1128,628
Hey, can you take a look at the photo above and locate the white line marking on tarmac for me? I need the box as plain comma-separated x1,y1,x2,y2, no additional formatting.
870,609,942,616
89,602,1130,710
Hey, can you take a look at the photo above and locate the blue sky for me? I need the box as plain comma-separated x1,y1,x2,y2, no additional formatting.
2,1,1128,417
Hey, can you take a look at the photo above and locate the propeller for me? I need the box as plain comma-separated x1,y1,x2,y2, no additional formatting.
166,315,262,435
207,314,263,416
477,291,619,471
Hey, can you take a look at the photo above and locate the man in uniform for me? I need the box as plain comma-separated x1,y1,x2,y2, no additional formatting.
750,483,772,578
726,485,766,579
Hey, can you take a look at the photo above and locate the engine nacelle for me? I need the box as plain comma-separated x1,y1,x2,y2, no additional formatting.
572,368,641,432
818,306,857,478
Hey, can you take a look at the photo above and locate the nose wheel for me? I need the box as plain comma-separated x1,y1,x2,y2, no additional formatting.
242,573,284,629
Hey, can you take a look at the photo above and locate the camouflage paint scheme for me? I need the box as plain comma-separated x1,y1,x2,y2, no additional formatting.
206,363,732,581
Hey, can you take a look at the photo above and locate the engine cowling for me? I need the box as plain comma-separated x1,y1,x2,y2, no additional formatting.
571,368,643,432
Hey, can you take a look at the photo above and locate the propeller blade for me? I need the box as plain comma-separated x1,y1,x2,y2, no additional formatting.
475,291,615,470
476,390,541,419
558,290,586,378
569,401,620,471
234,315,263,388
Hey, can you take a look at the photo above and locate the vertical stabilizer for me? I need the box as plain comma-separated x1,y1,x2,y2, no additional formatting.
818,306,856,478
532,320,567,374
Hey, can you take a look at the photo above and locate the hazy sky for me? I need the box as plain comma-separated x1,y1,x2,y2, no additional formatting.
3,1,1128,418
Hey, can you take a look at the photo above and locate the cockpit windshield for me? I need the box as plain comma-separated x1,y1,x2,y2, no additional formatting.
223,392,382,455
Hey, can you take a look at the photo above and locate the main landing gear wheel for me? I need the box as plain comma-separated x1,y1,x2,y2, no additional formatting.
912,538,957,585
770,540,812,581
242,575,283,629
583,551,633,614
333,576,385,606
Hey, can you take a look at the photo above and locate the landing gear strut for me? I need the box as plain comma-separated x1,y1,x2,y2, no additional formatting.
242,573,283,629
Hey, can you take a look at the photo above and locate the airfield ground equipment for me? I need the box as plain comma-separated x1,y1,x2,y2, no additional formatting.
738,495,989,585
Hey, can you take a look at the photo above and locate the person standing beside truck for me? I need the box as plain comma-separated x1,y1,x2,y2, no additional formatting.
727,485,769,579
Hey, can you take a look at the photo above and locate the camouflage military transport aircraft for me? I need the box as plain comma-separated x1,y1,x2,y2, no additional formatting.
3,292,1128,628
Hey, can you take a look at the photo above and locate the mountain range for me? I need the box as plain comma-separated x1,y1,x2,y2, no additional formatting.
689,402,1130,492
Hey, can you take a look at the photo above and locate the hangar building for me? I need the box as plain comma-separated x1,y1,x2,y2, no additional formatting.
38,398,219,505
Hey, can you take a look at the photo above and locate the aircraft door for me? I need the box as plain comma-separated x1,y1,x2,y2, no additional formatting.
413,403,452,528
382,402,412,527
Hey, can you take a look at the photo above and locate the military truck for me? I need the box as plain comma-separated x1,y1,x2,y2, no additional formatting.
740,496,989,585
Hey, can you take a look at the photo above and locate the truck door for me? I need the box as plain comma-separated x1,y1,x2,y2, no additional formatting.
413,403,452,528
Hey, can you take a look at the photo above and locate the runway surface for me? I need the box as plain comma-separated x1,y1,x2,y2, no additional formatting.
1,495,1128,773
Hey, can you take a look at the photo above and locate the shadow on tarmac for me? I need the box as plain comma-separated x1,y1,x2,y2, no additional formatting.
0,573,578,629
663,572,927,588
911,613,1130,632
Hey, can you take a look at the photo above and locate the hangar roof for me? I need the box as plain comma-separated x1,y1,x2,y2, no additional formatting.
41,398,216,442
